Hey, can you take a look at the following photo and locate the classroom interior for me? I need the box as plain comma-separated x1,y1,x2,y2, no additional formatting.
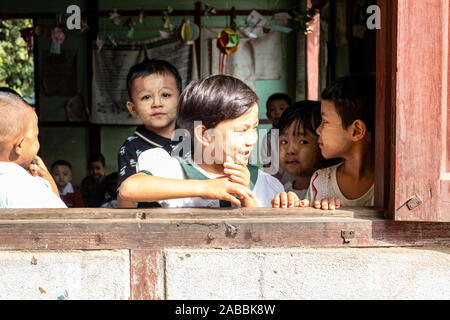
0,0,376,186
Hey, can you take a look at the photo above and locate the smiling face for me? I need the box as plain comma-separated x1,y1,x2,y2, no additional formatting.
127,73,179,138
267,99,289,128
316,100,353,159
52,164,72,190
279,120,323,177
204,103,259,166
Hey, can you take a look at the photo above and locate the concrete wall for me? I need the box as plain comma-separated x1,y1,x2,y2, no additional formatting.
1,247,449,300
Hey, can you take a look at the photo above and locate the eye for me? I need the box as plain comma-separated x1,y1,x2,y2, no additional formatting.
280,140,288,145
141,95,151,100
162,93,171,98
299,140,308,145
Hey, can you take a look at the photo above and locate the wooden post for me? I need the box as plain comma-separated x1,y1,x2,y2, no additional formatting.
306,0,320,100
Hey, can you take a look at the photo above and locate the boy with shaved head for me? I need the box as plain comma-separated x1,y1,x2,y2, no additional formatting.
0,92,66,208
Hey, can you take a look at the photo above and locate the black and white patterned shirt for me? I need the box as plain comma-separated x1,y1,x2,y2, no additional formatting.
117,125,180,208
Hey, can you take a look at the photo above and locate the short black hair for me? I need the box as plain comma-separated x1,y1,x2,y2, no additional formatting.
266,93,292,109
278,100,321,137
51,160,72,172
177,75,258,140
126,59,182,99
321,73,375,135
88,153,105,167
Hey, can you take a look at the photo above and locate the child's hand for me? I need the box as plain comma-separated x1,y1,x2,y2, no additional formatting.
201,177,255,206
223,157,251,189
28,155,50,178
28,155,60,197
313,197,341,210
271,192,307,208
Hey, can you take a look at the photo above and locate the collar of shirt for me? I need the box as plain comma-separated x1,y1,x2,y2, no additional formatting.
0,161,30,177
59,182,74,196
135,125,179,149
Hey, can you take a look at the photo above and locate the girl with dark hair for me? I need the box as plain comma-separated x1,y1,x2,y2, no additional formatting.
119,75,284,208
272,101,326,206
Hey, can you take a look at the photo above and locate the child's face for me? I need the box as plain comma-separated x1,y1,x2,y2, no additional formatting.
316,100,353,159
89,161,105,180
279,121,323,177
52,165,72,190
127,73,179,135
267,99,289,128
206,103,259,166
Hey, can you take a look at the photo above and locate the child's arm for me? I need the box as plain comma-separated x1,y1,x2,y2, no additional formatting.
28,155,60,198
119,173,255,206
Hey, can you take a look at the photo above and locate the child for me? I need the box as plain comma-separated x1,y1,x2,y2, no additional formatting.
80,153,107,207
276,101,327,200
119,74,284,208
116,59,182,208
51,160,84,208
273,73,375,210
0,92,66,208
260,93,293,185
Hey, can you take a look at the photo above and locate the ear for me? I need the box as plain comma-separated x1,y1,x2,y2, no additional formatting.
13,135,26,155
126,101,138,116
350,120,367,142
194,124,212,148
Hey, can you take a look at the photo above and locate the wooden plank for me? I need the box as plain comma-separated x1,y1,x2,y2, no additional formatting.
375,0,397,216
0,207,383,220
0,209,447,250
393,0,449,221
306,0,320,100
130,250,164,300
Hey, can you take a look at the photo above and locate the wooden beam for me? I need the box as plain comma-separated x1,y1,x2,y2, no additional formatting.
306,0,320,100
0,208,448,250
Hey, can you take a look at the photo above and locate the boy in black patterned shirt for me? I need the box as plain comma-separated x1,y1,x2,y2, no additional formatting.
116,59,182,208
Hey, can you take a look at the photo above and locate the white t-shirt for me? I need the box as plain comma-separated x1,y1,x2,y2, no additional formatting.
305,163,374,207
0,161,67,208
283,181,308,200
136,148,284,208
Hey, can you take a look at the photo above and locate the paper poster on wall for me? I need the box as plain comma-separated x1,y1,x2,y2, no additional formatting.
202,27,281,89
91,40,197,124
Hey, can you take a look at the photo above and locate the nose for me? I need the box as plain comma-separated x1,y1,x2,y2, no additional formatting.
152,95,162,108
286,140,298,154
316,122,322,136
246,129,258,147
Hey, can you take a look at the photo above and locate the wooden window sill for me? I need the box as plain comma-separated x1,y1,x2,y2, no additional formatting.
0,207,448,249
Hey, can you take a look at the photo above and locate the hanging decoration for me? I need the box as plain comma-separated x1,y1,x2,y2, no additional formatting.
162,6,174,31
80,17,89,33
204,3,217,18
217,27,239,74
124,17,136,39
19,26,40,57
177,20,199,45
109,9,121,26
288,7,318,35
95,34,104,52
139,9,147,24
49,27,65,54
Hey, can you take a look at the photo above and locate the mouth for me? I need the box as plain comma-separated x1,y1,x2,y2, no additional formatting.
151,113,167,118
285,160,300,166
